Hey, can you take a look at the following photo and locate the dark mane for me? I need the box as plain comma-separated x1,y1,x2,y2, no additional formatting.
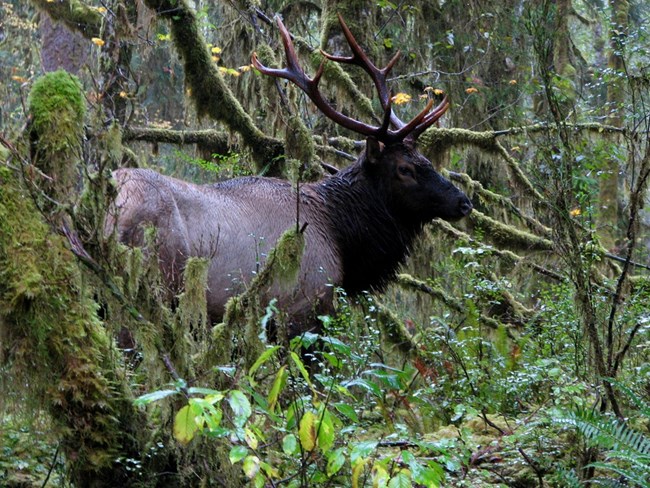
317,163,421,295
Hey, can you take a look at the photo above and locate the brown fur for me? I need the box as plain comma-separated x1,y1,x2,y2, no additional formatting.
107,138,471,336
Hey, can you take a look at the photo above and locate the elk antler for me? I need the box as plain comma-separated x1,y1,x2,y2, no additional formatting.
252,15,448,144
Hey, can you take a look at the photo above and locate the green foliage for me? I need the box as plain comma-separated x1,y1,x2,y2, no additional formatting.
136,325,461,487
554,397,650,487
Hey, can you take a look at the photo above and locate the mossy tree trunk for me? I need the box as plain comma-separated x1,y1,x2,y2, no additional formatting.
0,70,150,486
0,171,144,486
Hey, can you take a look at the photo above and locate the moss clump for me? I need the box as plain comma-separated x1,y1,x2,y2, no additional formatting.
28,70,86,209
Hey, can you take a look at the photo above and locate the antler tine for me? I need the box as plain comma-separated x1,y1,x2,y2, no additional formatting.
392,98,434,140
252,15,381,138
407,96,450,141
322,13,404,129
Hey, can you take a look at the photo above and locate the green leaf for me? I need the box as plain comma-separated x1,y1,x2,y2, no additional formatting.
326,447,346,476
229,445,249,464
229,390,252,428
248,345,281,378
343,378,382,398
350,440,378,465
267,365,287,411
299,410,317,452
282,433,298,455
317,409,335,453
189,398,222,431
404,452,444,487
388,471,411,488
173,405,198,445
134,389,178,406
290,351,312,387
187,387,223,397
334,402,359,423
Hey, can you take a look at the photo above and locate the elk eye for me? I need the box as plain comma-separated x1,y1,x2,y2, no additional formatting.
398,165,414,178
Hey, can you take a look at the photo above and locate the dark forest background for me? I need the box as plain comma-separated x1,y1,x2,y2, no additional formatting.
1,0,649,486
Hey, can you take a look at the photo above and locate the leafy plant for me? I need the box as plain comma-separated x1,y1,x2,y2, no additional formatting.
554,388,650,487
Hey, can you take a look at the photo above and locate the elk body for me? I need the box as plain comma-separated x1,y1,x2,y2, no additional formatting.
109,16,472,337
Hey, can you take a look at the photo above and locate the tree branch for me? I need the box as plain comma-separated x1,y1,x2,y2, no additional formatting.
31,0,102,39
143,0,284,172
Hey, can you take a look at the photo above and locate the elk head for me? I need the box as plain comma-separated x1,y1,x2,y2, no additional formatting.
252,14,472,223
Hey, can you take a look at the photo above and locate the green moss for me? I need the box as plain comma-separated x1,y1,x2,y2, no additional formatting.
28,70,85,208
0,167,141,484
469,210,553,252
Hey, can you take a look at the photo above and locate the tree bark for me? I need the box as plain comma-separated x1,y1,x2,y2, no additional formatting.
598,0,629,251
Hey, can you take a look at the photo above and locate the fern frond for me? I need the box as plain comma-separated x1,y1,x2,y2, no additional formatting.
550,468,583,488
557,409,650,456
588,461,650,488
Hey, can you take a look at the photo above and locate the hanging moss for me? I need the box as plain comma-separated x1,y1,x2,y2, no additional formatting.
285,114,323,182
218,228,305,368
28,70,86,211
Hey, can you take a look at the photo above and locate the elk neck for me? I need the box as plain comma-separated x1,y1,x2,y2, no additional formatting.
314,163,422,296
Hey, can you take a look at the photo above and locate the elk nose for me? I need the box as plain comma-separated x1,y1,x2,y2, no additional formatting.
459,196,473,216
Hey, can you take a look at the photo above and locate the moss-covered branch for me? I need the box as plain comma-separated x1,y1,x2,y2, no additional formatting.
448,171,552,237
30,0,102,39
143,0,284,172
469,210,554,252
429,220,564,282
395,274,511,336
123,126,231,152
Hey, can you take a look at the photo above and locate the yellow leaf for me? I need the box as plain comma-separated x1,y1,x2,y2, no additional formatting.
299,411,317,452
352,458,367,488
371,463,390,488
245,427,258,450
11,75,28,83
91,37,105,47
242,455,260,479
173,405,198,445
433,88,445,95
391,92,412,105
466,87,479,94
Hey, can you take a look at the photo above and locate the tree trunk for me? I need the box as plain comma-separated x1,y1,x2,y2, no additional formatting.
598,0,628,251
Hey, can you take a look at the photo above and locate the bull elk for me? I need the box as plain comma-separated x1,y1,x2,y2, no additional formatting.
109,15,472,337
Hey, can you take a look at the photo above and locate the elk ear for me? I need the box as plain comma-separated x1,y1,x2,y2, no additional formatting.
364,137,385,165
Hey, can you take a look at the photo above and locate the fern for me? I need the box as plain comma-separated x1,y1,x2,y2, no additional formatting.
554,406,650,488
